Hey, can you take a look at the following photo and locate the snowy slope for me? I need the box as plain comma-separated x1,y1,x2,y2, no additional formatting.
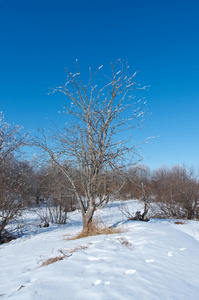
0,200,199,300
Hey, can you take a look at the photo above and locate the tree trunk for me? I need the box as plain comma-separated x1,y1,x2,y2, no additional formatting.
82,205,95,234
142,201,149,221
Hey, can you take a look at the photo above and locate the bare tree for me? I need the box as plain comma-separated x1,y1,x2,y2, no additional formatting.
0,113,27,242
0,112,25,161
120,164,151,199
32,60,148,233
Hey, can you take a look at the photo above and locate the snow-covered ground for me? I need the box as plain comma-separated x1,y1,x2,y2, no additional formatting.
1,200,199,300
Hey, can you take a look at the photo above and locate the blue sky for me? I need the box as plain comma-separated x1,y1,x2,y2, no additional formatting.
0,0,199,169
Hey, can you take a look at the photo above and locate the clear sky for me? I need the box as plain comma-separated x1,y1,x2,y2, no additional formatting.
0,0,199,170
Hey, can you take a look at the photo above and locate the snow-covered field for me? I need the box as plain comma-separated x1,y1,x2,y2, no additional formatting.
1,200,199,300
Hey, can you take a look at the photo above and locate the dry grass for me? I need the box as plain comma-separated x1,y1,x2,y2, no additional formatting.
119,237,132,248
66,245,88,253
41,245,89,267
70,218,122,240
174,221,187,225
41,255,65,267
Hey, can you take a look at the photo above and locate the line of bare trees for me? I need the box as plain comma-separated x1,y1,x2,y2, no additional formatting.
119,164,199,220
1,144,199,243
0,112,28,243
150,165,199,219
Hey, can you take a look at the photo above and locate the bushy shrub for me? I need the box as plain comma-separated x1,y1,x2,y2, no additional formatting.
151,166,199,220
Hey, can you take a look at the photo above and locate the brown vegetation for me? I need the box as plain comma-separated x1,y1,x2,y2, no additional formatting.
41,255,65,267
150,166,199,220
41,245,89,267
70,218,123,240
174,221,187,225
119,237,132,248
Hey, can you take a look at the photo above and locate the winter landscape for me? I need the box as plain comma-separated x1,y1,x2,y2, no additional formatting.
1,1,199,299
1,200,199,300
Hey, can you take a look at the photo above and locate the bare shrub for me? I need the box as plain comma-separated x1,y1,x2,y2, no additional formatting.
37,200,68,225
119,181,150,221
151,165,199,220
35,161,79,225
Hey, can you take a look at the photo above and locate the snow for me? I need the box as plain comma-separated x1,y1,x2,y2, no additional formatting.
1,200,199,299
